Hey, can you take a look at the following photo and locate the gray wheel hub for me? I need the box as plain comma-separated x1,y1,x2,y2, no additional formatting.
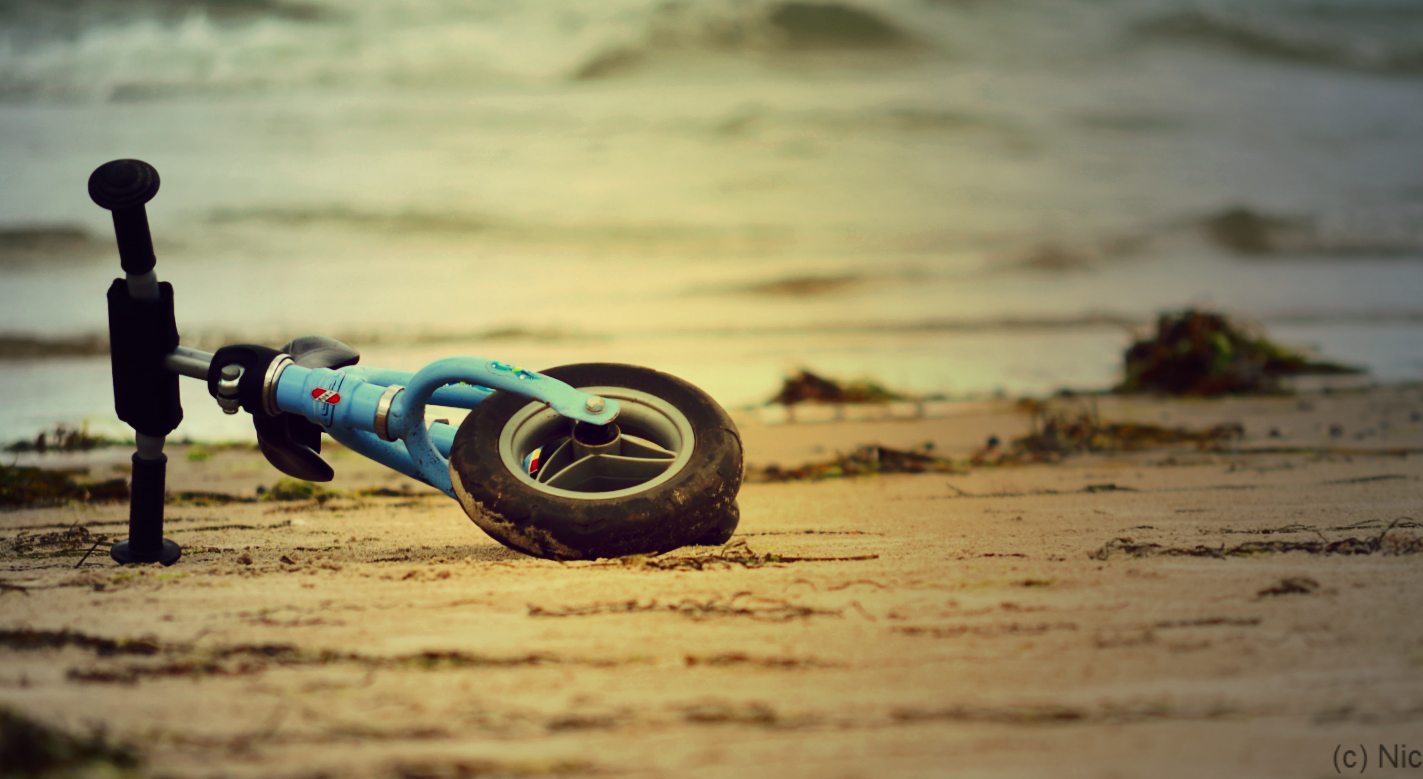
498,386,695,500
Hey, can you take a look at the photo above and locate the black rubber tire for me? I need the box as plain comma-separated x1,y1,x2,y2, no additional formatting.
689,499,740,546
449,363,743,560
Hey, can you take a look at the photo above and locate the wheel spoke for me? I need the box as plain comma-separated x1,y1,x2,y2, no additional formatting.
498,384,695,498
543,454,677,492
535,437,574,483
598,454,677,481
619,434,675,460
543,454,598,490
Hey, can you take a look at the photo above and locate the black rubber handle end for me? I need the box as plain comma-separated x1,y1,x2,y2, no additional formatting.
88,159,160,211
89,160,161,275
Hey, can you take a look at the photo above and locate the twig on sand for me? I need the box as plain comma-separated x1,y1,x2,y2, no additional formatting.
74,540,104,568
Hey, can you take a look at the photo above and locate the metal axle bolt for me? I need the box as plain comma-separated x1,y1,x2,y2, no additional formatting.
584,396,606,414
217,363,244,415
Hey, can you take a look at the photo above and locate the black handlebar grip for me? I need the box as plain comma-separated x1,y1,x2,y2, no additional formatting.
88,159,161,275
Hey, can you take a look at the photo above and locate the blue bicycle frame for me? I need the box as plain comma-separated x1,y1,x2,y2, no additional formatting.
268,358,621,497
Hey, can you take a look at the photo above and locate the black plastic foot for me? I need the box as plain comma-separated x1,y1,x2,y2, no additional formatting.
110,538,182,566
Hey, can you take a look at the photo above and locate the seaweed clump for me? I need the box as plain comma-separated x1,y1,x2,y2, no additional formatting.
4,424,117,454
0,465,128,508
1116,309,1360,396
987,404,1243,464
1091,520,1423,560
0,707,141,777
610,539,876,570
261,477,342,504
9,525,110,559
771,369,907,405
747,443,962,482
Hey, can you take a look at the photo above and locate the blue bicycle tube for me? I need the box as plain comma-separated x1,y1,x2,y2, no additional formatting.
274,357,620,497
383,357,621,495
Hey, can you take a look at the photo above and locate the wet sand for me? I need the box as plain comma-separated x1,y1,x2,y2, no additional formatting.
3,386,1423,778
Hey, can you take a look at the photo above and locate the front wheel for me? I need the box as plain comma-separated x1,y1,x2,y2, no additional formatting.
449,363,743,560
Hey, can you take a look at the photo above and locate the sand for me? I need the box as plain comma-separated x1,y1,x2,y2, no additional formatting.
3,386,1423,778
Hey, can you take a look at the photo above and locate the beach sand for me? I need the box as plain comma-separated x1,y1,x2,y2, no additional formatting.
3,386,1423,778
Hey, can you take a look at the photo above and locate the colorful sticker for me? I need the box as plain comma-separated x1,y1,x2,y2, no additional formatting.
487,361,539,381
311,388,342,405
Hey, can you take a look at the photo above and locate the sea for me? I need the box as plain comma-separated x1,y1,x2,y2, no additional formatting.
2,0,1422,442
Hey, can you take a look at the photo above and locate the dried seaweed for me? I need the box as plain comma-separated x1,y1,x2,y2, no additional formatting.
66,646,565,684
392,758,593,778
1116,309,1360,396
0,628,161,656
747,443,963,482
892,705,1090,724
0,628,595,686
893,622,1079,638
891,702,1236,725
1153,616,1261,628
165,490,256,507
681,702,780,726
3,423,118,453
770,369,907,405
262,478,343,503
354,486,429,498
612,540,877,570
684,653,834,668
528,594,840,622
8,525,111,559
1091,518,1423,559
0,708,142,777
984,402,1243,464
1258,577,1320,596
0,465,127,508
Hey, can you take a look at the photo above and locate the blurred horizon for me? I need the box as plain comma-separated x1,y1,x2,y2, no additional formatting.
2,0,1422,440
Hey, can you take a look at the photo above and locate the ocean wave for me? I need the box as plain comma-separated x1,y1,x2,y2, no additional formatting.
1138,2,1423,75
574,2,931,80
5,0,1418,104
0,224,106,264
720,273,865,296
1203,206,1423,256
0,316,1143,362
206,205,796,250
208,206,491,234
0,333,108,359
0,0,333,33
0,0,938,99
0,323,605,361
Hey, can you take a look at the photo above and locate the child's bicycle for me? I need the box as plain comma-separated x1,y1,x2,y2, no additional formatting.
88,159,743,566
